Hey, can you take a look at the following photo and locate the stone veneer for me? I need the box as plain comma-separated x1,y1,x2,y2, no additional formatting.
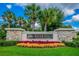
5,28,77,42
56,30,76,42
5,28,24,41
6,31,22,41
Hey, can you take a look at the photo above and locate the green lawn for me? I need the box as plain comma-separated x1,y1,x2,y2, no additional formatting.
0,46,79,56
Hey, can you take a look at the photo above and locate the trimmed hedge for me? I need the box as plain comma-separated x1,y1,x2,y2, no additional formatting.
0,40,17,46
64,42,75,47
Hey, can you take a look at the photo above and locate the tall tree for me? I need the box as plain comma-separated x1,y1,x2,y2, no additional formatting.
61,25,72,28
39,7,64,31
16,16,24,27
38,8,50,31
22,20,31,31
25,3,40,31
16,16,29,30
2,10,16,28
47,8,64,31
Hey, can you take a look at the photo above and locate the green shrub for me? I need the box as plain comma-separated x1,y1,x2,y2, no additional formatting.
0,40,17,46
77,32,79,35
64,42,74,47
64,37,79,47
0,30,6,40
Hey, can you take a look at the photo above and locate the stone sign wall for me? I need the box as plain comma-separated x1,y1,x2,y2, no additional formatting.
56,30,76,42
5,28,24,41
6,31,22,41
5,28,77,42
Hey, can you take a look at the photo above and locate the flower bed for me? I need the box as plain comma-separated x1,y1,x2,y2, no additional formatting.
16,41,65,48
18,41,61,43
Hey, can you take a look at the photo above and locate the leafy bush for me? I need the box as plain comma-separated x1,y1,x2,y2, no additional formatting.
64,37,79,47
0,40,17,46
77,32,79,35
0,30,6,40
64,42,75,47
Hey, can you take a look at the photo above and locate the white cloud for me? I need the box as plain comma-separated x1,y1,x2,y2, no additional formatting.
72,26,78,29
16,3,28,7
35,22,41,28
15,3,32,9
63,14,79,24
72,14,79,21
15,3,48,9
63,19,72,23
72,26,79,31
6,5,12,9
15,3,64,10
0,16,4,22
64,9,75,16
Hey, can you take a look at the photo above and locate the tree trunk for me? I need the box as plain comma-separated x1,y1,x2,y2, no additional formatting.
8,23,11,28
44,23,47,31
31,21,35,31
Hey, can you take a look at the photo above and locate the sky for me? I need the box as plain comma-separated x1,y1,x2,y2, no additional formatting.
0,3,79,29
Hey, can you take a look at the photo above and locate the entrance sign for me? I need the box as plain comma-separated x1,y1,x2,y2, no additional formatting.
5,28,76,42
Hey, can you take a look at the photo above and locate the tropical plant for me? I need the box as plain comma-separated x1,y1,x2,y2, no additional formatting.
0,29,6,40
64,37,79,47
16,16,24,27
39,7,64,31
22,19,31,31
61,25,72,28
38,8,50,31
25,3,40,31
1,4,64,32
2,10,16,28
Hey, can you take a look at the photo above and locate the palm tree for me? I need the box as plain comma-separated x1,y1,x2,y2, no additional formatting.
2,10,16,28
16,16,31,31
12,14,17,27
25,3,40,31
16,16,24,27
49,7,64,30
22,20,31,31
38,8,52,31
39,7,64,31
